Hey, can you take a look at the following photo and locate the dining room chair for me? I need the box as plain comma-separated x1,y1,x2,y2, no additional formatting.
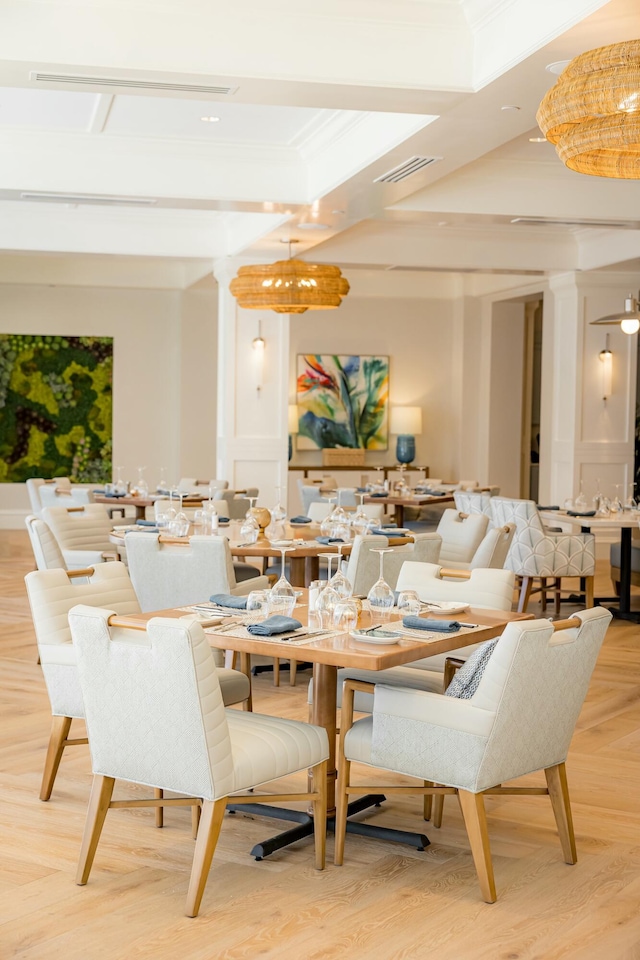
24,563,253,804
453,490,495,523
435,509,489,567
69,608,328,917
25,514,67,571
178,477,229,494
334,607,612,903
41,504,116,569
490,496,595,613
344,533,442,596
26,477,72,518
39,484,96,511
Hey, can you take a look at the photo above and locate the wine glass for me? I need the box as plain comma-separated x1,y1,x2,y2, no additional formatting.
329,544,353,599
592,477,603,512
271,485,287,523
114,466,127,495
316,557,340,628
625,482,637,511
367,548,395,623
271,546,296,599
240,510,259,544
573,480,587,512
320,497,336,537
352,493,370,537
157,466,168,493
610,485,623,513
135,466,149,498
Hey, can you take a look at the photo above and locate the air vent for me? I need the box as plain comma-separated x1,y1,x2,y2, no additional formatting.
374,156,441,183
30,72,237,96
20,192,157,207
511,216,638,230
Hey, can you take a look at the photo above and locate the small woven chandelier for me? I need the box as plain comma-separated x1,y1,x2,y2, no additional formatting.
537,40,640,178
230,251,349,315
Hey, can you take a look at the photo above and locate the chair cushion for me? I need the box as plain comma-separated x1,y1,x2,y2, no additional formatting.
444,639,498,700
227,710,329,793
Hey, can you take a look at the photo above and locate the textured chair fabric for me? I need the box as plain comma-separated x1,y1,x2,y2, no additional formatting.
436,509,489,567
336,607,612,901
39,485,96,511
490,497,595,612
69,608,329,916
467,523,516,570
26,477,72,518
301,485,328,516
25,515,67,571
308,563,516,713
24,563,252,802
41,504,114,569
125,534,269,611
178,477,229,493
219,490,251,520
453,491,495,524
345,533,442,596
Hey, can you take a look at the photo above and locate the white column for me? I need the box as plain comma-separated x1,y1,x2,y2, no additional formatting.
213,258,289,508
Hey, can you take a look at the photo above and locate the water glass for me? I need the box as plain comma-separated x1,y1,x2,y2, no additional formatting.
246,589,270,620
192,509,211,535
396,590,421,618
332,599,359,633
308,579,324,613
268,594,296,618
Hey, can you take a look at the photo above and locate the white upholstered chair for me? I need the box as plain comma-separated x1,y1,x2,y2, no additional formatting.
69,608,329,917
26,477,72,518
25,515,66,570
24,563,251,802
435,509,489,567
178,477,229,494
490,497,595,613
39,484,96,511
344,533,442,596
467,522,516,570
335,607,612,903
41,504,115,569
125,534,269,611
453,490,495,524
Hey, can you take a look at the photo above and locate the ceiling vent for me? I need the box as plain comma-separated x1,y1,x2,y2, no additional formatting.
511,216,638,230
20,192,157,207
30,72,237,96
374,156,442,183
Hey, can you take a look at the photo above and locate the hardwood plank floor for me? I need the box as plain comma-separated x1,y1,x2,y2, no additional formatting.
1,530,639,959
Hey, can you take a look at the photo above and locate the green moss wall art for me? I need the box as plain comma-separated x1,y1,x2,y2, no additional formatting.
296,354,389,450
0,334,113,483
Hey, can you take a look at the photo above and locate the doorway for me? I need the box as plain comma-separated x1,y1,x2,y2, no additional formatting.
521,300,543,501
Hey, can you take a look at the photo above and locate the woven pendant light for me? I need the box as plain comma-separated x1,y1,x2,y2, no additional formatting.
230,258,350,314
537,40,640,178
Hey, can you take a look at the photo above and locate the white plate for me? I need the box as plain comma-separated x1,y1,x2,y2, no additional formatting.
421,601,470,615
350,628,401,645
269,539,294,547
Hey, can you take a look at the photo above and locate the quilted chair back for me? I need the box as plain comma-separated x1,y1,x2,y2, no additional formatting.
436,509,489,567
372,607,611,793
69,608,234,802
39,485,96,511
453,491,494,524
396,562,515,610
125,534,236,612
25,515,66,571
42,504,112,554
470,523,516,570
26,477,72,518
489,497,595,578
24,563,141,719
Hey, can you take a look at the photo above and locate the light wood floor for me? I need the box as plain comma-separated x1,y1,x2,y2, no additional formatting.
2,530,640,960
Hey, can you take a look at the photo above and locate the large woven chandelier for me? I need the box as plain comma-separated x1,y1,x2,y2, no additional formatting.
537,40,640,178
230,258,349,314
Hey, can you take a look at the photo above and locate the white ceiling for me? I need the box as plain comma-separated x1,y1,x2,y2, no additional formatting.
0,0,639,285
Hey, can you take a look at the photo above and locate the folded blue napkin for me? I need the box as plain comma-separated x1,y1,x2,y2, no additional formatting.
367,529,392,537
402,616,461,632
290,515,312,523
217,517,230,524
381,522,398,528
136,519,158,526
209,593,247,609
567,510,596,517
368,492,388,498
536,504,560,510
428,491,447,497
315,536,345,544
247,615,302,636
103,492,127,498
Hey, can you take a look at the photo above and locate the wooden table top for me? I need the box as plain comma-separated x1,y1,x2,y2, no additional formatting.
363,493,454,507
96,494,207,509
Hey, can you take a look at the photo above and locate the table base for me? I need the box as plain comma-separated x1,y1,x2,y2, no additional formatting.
227,794,430,860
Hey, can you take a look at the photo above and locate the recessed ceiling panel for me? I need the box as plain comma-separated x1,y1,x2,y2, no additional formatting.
0,88,98,130
104,94,331,145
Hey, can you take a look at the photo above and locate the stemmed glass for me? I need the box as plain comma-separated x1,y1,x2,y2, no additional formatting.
157,466,167,493
114,466,127,495
135,466,148,498
625,482,637,512
611,485,623,514
351,493,370,537
573,480,587,512
169,488,189,537
592,477,603,513
316,555,340,627
329,544,353,599
367,548,395,623
240,509,259,544
271,546,296,599
320,497,337,537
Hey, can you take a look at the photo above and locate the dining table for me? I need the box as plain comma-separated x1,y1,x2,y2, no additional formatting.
364,492,454,526
95,493,207,520
539,507,640,621
108,597,532,859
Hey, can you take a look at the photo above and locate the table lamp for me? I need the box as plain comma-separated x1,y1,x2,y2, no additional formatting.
390,406,422,465
288,404,299,461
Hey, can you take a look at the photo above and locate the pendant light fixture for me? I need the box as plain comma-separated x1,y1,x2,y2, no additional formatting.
230,240,349,314
590,293,640,335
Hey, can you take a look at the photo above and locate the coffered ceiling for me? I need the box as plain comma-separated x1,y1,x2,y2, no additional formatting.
0,0,639,286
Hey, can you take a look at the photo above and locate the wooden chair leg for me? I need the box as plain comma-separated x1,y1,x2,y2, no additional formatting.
432,793,444,828
185,798,227,918
191,802,201,840
76,775,115,885
545,763,577,864
155,787,164,827
311,759,328,870
423,782,433,821
458,790,497,903
584,576,594,609
518,577,533,613
554,577,562,617
290,659,297,686
40,715,72,801
273,658,280,686
540,577,547,612
334,754,351,866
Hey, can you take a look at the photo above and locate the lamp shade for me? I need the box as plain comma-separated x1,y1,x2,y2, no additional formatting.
390,406,423,435
288,404,299,433
230,259,349,314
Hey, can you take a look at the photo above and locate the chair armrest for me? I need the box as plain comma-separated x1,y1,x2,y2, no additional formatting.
443,657,466,690
374,683,495,737
341,680,375,743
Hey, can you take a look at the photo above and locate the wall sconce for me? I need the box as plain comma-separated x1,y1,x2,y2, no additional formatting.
288,404,299,461
252,327,265,396
389,406,423,464
599,334,613,401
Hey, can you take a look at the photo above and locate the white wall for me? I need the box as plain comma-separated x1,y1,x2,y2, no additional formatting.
488,300,525,498
0,281,217,525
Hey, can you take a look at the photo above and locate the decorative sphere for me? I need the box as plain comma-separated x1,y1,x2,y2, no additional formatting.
251,507,271,532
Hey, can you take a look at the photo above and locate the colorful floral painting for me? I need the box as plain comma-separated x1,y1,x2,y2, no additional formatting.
296,354,389,450
0,334,113,483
